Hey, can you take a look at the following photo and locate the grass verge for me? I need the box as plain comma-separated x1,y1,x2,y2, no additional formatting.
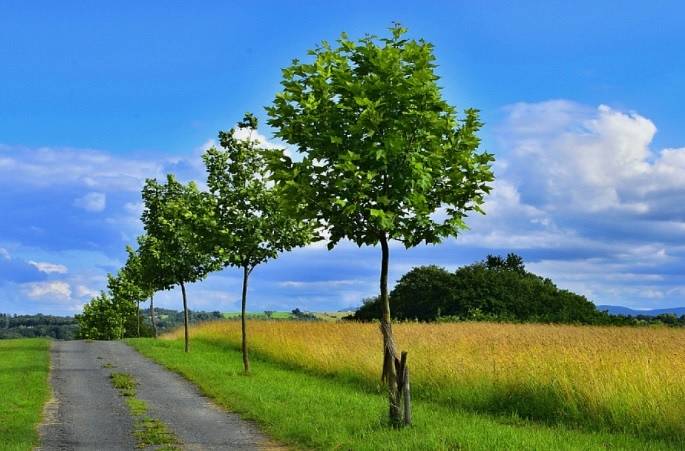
129,338,677,450
109,370,180,449
0,338,51,451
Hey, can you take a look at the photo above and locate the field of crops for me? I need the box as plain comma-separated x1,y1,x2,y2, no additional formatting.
164,320,685,442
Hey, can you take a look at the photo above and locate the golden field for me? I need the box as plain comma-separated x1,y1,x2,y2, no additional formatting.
165,320,685,441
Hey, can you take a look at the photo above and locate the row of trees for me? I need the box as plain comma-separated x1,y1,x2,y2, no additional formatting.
78,24,495,427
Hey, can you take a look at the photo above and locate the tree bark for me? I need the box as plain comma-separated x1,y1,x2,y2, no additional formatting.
241,265,250,373
149,294,157,338
136,300,140,337
379,233,402,426
181,281,189,353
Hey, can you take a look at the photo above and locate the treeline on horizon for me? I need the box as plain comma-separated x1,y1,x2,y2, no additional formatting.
351,253,685,327
119,309,227,338
0,309,225,340
0,313,78,339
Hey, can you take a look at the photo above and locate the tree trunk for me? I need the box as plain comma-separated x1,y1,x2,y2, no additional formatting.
379,233,404,426
149,294,157,338
136,300,140,337
181,281,189,353
241,265,250,373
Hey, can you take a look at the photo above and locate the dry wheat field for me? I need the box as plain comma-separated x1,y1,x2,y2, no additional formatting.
165,320,685,441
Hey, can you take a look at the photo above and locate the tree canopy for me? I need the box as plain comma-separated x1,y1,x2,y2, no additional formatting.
203,114,313,272
354,254,604,324
266,24,494,249
141,175,218,286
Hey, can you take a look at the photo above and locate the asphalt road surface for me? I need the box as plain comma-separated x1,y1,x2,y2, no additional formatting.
38,340,277,450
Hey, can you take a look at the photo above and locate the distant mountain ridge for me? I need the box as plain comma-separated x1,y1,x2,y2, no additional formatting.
598,305,685,317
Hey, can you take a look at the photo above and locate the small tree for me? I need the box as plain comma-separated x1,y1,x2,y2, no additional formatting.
77,291,132,340
134,234,172,338
107,268,147,337
120,242,162,336
267,25,494,425
141,174,218,352
203,113,313,372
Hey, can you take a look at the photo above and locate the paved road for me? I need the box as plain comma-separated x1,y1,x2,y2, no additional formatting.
39,340,277,450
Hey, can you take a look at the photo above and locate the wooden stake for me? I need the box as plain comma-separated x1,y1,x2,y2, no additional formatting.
402,357,412,426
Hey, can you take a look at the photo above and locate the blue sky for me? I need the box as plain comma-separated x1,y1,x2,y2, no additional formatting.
1,1,684,315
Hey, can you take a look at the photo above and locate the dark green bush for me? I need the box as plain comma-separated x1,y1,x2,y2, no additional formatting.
353,254,605,324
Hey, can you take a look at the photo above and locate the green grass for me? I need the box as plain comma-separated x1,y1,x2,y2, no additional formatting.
110,372,137,397
128,338,677,450
133,417,179,450
0,338,51,451
223,311,294,320
125,397,148,416
108,370,180,449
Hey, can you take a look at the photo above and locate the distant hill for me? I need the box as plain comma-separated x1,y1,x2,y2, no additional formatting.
0,313,78,339
597,305,685,317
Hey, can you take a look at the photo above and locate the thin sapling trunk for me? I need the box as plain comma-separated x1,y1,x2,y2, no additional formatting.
181,281,189,352
149,294,157,338
136,300,140,337
379,233,411,426
241,265,250,373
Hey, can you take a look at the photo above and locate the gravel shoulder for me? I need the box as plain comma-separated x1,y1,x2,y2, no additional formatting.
39,340,277,450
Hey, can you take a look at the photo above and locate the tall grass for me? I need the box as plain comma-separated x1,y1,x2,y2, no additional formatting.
165,320,685,442
131,338,674,450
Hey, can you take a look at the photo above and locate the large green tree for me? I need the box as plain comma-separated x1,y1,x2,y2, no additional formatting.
266,25,494,425
141,174,218,352
203,113,313,373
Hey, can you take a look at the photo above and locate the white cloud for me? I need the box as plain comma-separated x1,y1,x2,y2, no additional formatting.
28,260,68,274
75,285,99,299
74,192,106,212
0,147,164,191
477,101,685,252
25,281,72,299
233,127,284,150
499,101,685,215
0,248,10,260
450,100,685,309
279,279,361,289
124,202,143,215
